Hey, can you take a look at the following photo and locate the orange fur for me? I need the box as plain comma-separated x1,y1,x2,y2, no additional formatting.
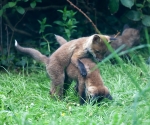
15,34,115,100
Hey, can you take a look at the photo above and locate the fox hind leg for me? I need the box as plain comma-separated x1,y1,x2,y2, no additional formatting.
47,67,65,99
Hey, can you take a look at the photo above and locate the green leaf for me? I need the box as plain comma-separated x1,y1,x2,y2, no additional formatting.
54,21,64,26
16,6,25,14
45,24,52,27
142,15,150,26
120,0,134,8
126,10,141,21
0,10,3,17
30,1,36,8
8,2,16,7
40,42,47,46
3,4,9,9
108,0,119,14
24,0,28,2
57,10,63,13
43,17,47,24
37,20,42,24
136,4,144,8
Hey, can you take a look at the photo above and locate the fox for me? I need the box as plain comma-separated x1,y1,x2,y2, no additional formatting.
55,35,113,104
107,24,141,55
106,24,142,63
15,34,115,99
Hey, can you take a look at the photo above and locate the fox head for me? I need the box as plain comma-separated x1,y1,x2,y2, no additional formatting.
86,86,113,103
87,34,116,62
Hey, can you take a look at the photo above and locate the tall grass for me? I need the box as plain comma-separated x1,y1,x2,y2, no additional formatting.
0,59,150,125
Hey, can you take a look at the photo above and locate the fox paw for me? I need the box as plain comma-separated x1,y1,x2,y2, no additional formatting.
78,59,87,77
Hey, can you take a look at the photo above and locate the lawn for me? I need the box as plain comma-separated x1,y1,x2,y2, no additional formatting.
0,62,150,125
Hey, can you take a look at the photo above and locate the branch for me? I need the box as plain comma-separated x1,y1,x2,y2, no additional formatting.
66,0,101,34
3,13,32,36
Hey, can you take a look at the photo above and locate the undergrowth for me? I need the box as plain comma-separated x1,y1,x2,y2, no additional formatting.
0,61,150,125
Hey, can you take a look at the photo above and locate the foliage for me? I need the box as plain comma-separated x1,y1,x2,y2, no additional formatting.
38,17,52,55
0,0,42,16
54,7,79,40
108,0,150,26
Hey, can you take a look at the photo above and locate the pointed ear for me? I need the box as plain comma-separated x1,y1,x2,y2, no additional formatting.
92,34,101,44
123,24,130,30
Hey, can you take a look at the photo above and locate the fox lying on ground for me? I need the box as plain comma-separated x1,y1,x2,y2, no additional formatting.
107,24,141,55
106,24,142,63
55,35,113,104
15,34,115,99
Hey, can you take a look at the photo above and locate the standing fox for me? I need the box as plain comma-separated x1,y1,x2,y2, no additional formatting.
55,35,113,104
15,34,115,99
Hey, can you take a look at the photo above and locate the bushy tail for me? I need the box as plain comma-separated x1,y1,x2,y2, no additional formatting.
54,34,67,46
15,40,48,65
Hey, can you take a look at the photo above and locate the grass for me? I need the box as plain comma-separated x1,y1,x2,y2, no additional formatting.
0,61,150,125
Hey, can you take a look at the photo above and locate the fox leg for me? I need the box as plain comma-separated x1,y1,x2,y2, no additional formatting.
78,81,86,105
71,53,87,77
47,66,65,99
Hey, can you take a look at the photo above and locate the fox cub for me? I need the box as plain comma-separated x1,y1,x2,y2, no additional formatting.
55,35,113,104
15,34,115,99
107,24,141,54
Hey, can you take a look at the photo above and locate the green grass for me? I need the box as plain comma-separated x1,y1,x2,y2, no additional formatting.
0,62,150,125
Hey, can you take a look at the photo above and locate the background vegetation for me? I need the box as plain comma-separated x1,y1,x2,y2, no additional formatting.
0,0,150,68
1,0,150,124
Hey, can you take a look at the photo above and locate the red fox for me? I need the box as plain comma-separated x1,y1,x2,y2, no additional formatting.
15,34,115,99
107,24,141,54
55,35,112,104
106,24,142,63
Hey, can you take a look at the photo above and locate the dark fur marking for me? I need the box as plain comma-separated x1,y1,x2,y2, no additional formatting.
78,59,87,77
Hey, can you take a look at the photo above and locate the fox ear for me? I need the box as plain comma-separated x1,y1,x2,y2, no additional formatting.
92,35,101,44
123,24,130,30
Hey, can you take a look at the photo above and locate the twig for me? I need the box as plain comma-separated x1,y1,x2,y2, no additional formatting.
3,13,32,36
114,32,120,38
66,0,101,34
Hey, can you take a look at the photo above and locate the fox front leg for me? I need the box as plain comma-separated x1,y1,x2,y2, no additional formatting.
71,54,87,77
77,59,87,77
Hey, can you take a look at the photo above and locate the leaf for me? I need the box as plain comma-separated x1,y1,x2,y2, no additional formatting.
126,10,141,21
136,4,144,8
120,0,134,8
8,2,16,7
108,0,119,14
40,42,47,46
16,6,25,14
57,10,63,13
30,1,36,8
43,17,47,24
0,10,3,17
45,24,52,27
142,15,150,26
37,20,42,24
54,21,64,26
